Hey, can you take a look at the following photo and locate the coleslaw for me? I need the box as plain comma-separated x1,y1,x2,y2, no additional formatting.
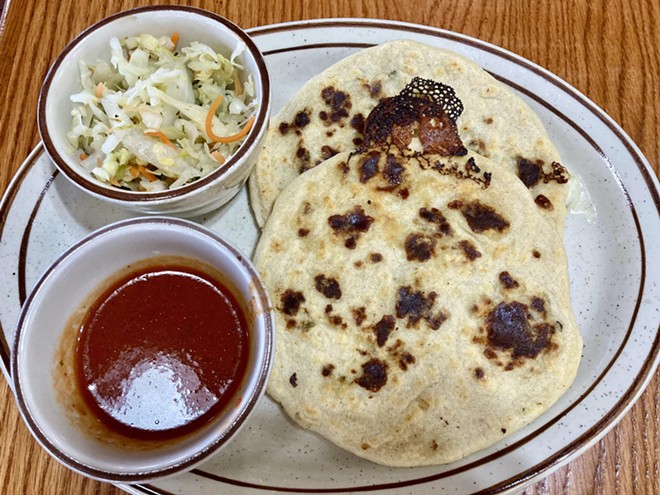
67,33,257,191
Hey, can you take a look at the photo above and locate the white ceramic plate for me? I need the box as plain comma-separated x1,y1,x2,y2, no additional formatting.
1,18,658,495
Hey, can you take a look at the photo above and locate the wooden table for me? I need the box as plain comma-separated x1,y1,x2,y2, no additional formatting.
0,0,657,494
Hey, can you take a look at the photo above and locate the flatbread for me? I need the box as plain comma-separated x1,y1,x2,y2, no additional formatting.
249,39,570,229
254,143,581,466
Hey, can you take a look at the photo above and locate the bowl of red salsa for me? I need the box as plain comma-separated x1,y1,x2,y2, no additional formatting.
11,217,274,482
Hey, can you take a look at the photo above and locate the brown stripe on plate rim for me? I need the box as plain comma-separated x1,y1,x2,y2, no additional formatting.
133,485,180,495
262,42,374,56
18,169,59,306
0,145,48,373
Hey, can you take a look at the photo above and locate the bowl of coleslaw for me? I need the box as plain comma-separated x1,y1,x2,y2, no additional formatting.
38,6,270,217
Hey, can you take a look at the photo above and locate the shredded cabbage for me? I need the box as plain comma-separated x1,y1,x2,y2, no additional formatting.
67,33,257,191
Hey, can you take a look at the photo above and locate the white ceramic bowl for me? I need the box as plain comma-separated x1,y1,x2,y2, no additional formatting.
11,217,274,483
38,6,270,217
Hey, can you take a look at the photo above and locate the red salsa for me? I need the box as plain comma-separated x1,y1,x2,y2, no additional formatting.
75,261,249,441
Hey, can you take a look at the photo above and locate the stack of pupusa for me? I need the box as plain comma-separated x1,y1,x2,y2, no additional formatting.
250,40,581,467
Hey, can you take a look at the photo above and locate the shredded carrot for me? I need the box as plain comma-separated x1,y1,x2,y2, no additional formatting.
128,165,140,179
79,153,89,161
170,32,180,49
95,82,104,98
211,150,225,163
138,165,158,182
144,130,176,149
205,95,224,140
213,115,255,144
206,95,255,143
232,70,243,96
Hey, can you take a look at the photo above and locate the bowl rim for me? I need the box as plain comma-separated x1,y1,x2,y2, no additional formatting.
37,5,271,204
10,216,274,482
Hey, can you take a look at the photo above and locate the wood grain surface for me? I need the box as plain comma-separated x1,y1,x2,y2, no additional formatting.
0,0,658,494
